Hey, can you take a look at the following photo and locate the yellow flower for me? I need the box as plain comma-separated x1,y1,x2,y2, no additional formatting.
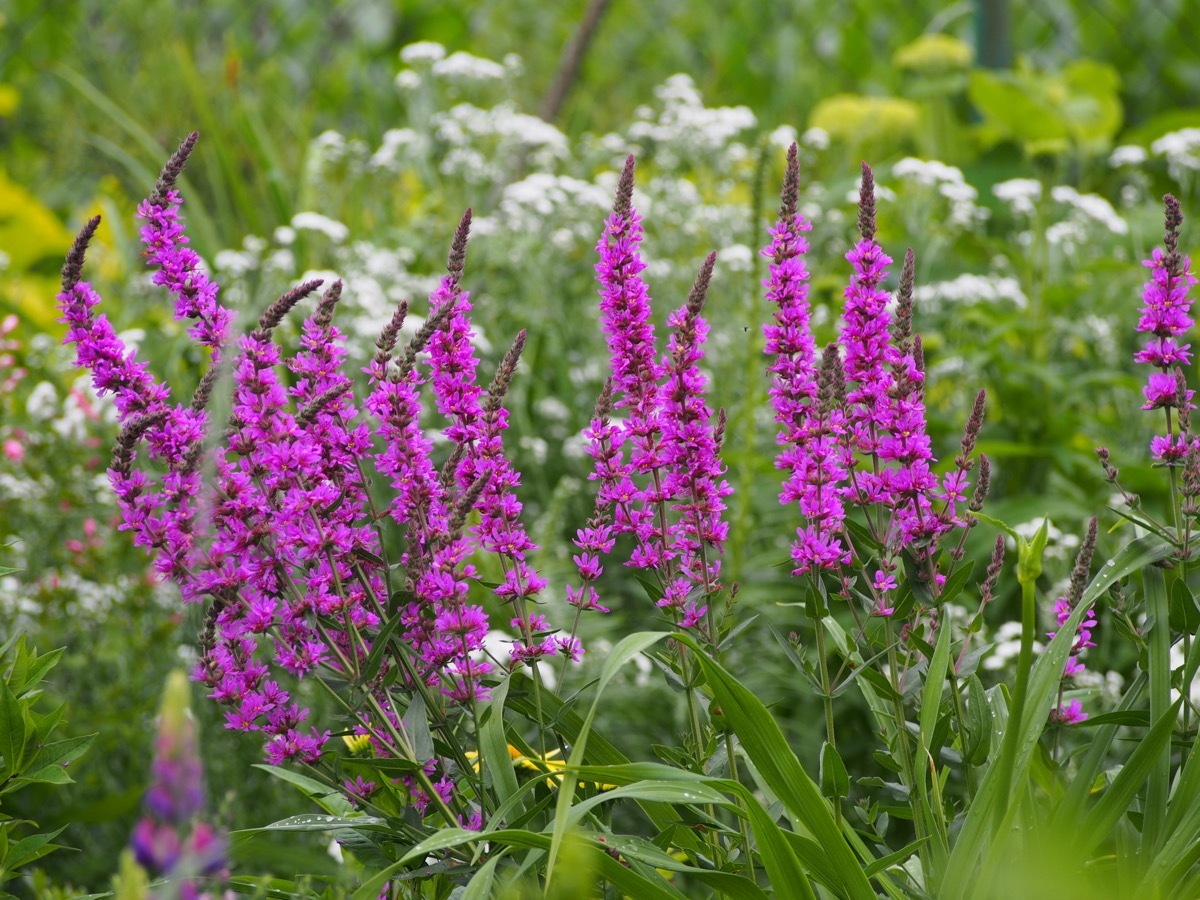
342,732,372,754
465,744,616,790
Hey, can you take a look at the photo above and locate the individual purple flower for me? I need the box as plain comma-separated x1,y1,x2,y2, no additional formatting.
344,775,378,806
1049,699,1087,725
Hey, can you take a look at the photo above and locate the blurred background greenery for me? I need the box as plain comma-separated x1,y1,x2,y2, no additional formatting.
3,0,1200,891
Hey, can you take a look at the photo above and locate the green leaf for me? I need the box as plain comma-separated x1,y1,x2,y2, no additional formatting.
2,825,65,870
937,560,976,606
24,734,94,774
361,608,405,682
401,692,434,763
820,742,850,800
479,673,519,811
673,633,874,900
863,836,929,877
1169,578,1200,634
234,814,385,834
964,675,991,766
0,677,27,778
251,765,352,816
10,647,62,699
546,631,669,889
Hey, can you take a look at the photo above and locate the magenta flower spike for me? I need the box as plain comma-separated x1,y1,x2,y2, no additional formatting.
425,211,557,674
762,145,850,575
1136,195,1198,461
659,252,732,625
840,163,898,506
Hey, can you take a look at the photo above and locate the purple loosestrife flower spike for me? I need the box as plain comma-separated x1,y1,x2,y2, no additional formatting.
1048,518,1099,718
139,136,232,358
148,132,200,207
594,156,671,574
1136,195,1198,460
857,161,877,242
61,215,101,293
59,204,215,589
839,163,897,505
659,252,732,627
762,146,849,575
426,218,556,675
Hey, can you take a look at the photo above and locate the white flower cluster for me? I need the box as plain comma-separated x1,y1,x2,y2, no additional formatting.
1152,128,1200,184
891,157,987,229
913,273,1028,311
1050,185,1128,235
623,74,756,169
992,178,1042,216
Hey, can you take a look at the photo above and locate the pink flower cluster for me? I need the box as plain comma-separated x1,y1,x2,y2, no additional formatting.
585,157,732,631
1135,195,1199,461
57,135,572,788
763,151,984,616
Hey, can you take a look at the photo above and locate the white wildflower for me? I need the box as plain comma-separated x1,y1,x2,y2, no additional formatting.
291,212,350,243
400,41,446,65
432,51,506,82
993,178,1042,215
1108,144,1148,168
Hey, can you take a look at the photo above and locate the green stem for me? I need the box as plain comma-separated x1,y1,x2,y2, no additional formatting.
814,613,841,830
994,575,1036,830
1144,566,1171,857
885,620,925,859
725,729,755,882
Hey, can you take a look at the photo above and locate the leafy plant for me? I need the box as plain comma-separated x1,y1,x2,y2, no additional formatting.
0,623,95,894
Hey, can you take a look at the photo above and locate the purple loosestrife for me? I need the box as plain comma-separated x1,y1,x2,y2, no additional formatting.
1047,518,1099,723
879,254,943,549
763,145,852,576
594,157,669,569
1136,195,1198,461
59,141,216,590
592,157,732,629
763,154,985,619
426,212,560,673
659,252,733,626
840,163,898,511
